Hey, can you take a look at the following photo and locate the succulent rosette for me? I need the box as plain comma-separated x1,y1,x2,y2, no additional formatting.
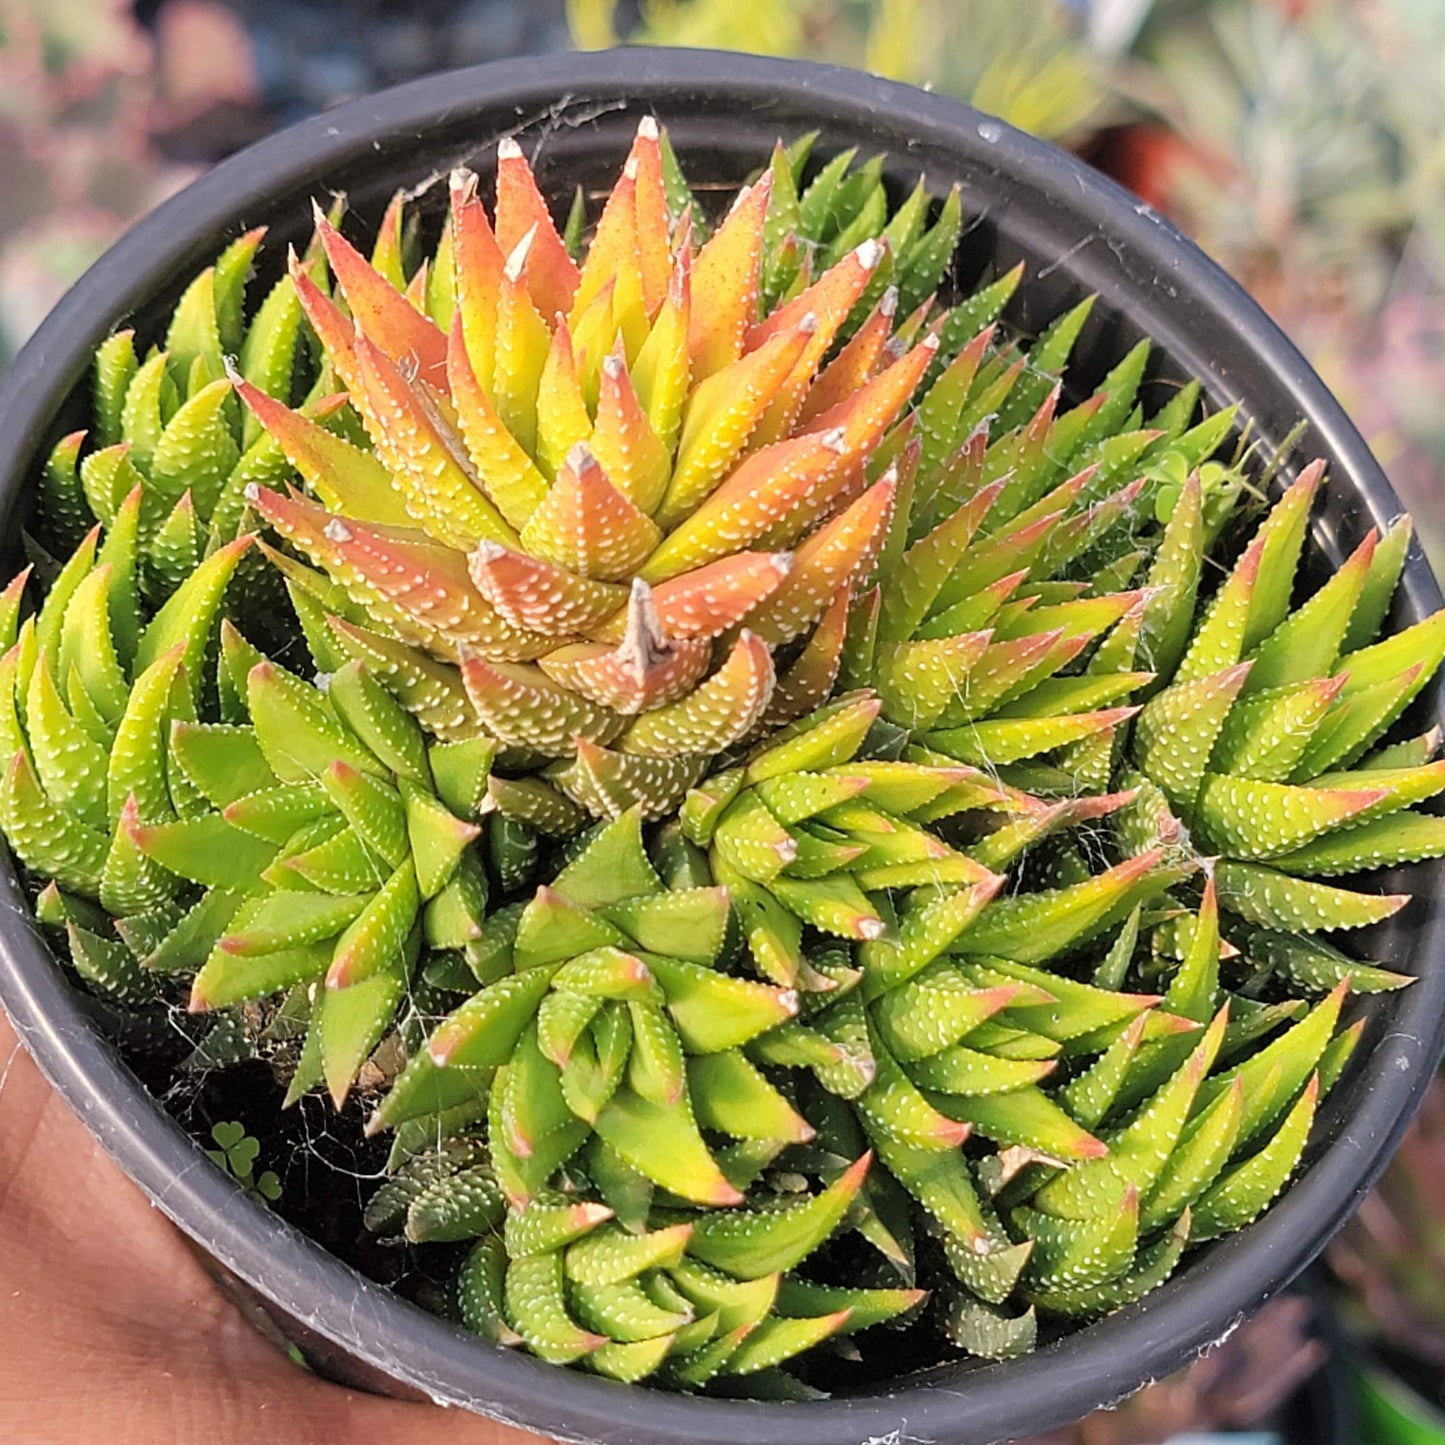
1,120,1440,1397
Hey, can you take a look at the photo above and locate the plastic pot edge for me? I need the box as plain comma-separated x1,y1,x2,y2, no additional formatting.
1,47,1443,1445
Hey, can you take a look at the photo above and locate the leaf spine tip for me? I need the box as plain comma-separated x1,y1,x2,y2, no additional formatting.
855,239,884,270
504,225,537,282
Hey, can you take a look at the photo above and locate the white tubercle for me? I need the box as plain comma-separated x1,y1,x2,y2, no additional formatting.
324,519,352,543
623,156,639,180
798,311,820,335
242,482,261,503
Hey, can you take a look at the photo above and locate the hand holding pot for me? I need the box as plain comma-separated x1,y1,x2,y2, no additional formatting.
0,1008,549,1445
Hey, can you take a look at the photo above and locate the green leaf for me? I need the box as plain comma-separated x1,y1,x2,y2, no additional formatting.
1190,1076,1319,1241
688,1154,869,1278
593,1088,740,1207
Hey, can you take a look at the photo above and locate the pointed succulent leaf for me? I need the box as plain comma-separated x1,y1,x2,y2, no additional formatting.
1197,983,1344,1148
687,1051,814,1143
1032,1210,1190,1318
687,1154,870,1279
870,1134,1027,1303
456,1235,521,1345
0,749,110,895
594,1088,742,1206
647,953,798,1052
551,807,661,909
1190,1076,1319,1241
1194,774,1389,861
426,966,561,1070
954,853,1170,965
602,886,730,966
1341,514,1413,654
620,632,774,757
504,1251,607,1364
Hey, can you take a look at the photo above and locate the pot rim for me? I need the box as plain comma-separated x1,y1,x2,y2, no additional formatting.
2,46,1443,1445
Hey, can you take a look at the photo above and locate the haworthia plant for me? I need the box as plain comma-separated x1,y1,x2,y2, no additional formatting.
1,119,1437,1396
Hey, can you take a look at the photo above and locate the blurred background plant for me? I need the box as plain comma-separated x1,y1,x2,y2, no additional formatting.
6,0,1441,562
1109,0,1445,561
1019,1296,1337,1444
1328,1072,1445,1441
0,0,184,366
4,0,1445,1438
568,0,1112,141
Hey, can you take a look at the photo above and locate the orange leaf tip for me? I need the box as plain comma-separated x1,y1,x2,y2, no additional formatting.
623,954,654,986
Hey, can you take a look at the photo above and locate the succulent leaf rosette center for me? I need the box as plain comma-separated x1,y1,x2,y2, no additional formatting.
239,124,942,827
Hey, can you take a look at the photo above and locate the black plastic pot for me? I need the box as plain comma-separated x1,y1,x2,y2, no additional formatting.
1,47,1443,1445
